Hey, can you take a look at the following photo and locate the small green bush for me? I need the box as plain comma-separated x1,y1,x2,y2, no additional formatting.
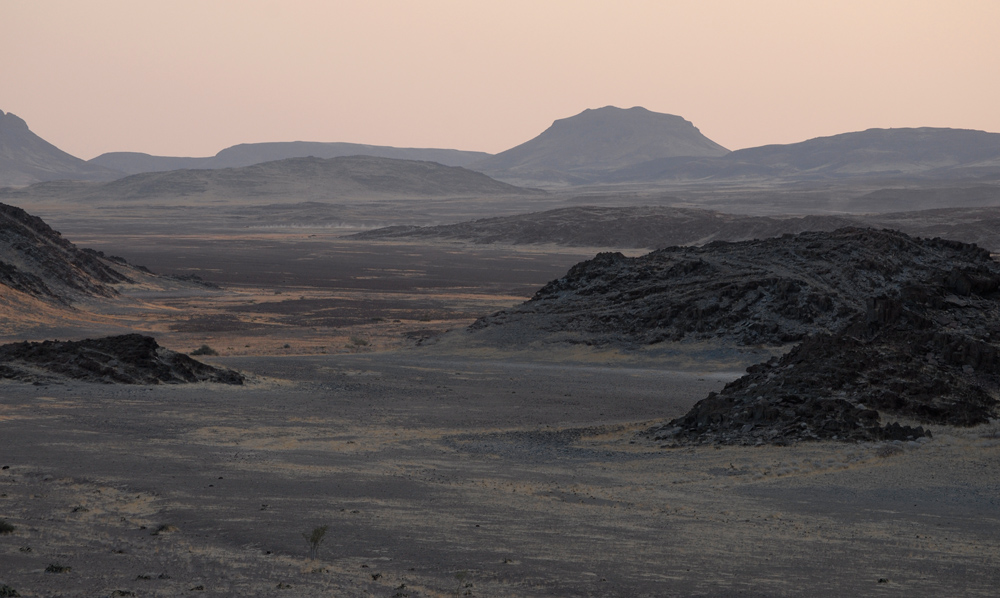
190,345,218,356
0,584,21,597
0,519,15,534
303,525,328,559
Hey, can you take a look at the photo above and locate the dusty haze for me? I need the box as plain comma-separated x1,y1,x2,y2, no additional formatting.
3,0,999,159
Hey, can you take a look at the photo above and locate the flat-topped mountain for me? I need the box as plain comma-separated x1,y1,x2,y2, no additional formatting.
615,127,1000,184
1,155,542,204
0,110,122,187
90,141,491,174
471,106,729,186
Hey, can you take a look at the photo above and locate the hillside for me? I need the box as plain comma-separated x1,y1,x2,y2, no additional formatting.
90,141,491,174
613,127,1000,184
0,110,122,187
0,201,131,302
468,228,997,347
0,155,543,205
471,106,729,186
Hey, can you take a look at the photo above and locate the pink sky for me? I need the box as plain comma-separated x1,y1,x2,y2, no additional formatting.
4,0,999,159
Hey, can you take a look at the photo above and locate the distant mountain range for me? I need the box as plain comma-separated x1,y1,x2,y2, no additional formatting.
0,155,541,204
89,141,491,175
607,127,1000,185
3,105,1000,190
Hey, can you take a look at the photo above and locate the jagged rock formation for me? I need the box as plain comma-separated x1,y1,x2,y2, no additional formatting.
652,286,1000,445
0,110,122,187
471,228,996,347
0,334,243,384
0,201,131,302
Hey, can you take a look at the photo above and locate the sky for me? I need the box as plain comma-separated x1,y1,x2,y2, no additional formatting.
3,0,1000,160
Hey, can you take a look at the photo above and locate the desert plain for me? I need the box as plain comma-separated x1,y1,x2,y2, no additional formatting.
1,200,999,598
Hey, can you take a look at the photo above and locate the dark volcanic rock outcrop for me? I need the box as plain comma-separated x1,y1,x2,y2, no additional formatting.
471,228,997,347
0,201,131,301
0,334,243,385
653,288,1000,445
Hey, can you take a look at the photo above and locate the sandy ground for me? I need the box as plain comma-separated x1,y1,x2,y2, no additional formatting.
1,348,999,597
0,217,998,596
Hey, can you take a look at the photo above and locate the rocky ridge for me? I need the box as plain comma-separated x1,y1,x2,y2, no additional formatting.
0,334,244,385
471,228,995,347
0,201,131,302
468,228,1000,444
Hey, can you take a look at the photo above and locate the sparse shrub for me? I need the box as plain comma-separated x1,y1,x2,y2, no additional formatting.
349,337,369,347
45,563,71,573
191,345,218,356
0,519,14,534
303,525,328,559
0,584,20,597
876,443,905,458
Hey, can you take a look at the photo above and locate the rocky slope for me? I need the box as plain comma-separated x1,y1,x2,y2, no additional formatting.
471,228,995,347
0,334,243,384
0,110,122,187
651,280,1000,445
0,201,131,302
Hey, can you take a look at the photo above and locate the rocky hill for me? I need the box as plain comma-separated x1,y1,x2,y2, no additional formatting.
651,259,1000,445
0,334,243,384
90,141,490,174
0,201,131,302
0,110,122,187
471,106,729,186
469,228,999,347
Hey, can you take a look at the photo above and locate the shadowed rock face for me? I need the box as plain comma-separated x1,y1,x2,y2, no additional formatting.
0,202,131,301
655,289,1000,445
0,334,244,385
472,228,999,347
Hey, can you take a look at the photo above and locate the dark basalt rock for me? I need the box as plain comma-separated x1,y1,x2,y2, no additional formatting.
652,289,1000,445
471,228,1000,347
0,202,131,301
0,334,243,385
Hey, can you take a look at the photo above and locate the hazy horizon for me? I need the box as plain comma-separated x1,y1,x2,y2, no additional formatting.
5,0,999,160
